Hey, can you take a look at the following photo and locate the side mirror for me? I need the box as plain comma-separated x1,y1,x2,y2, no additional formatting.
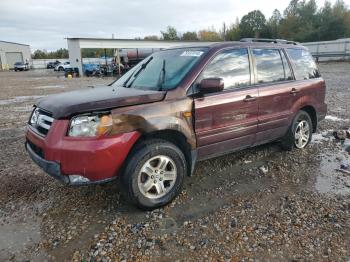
198,78,224,94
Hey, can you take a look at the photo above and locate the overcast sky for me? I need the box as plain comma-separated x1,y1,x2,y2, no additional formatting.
0,0,343,51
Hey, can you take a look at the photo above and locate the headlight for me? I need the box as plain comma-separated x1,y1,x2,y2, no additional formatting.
30,108,39,126
68,114,113,137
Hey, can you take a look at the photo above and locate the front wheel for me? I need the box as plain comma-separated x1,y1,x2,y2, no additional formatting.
281,110,313,150
121,139,187,210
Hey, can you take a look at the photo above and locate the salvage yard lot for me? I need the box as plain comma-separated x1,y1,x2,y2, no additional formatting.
0,63,350,261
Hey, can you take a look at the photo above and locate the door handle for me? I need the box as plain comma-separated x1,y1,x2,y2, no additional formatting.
243,95,257,102
290,88,299,94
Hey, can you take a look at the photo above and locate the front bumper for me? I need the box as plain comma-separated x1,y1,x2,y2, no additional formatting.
26,119,140,185
26,142,120,185
26,142,69,184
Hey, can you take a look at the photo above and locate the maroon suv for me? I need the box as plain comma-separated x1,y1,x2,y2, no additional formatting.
26,39,327,209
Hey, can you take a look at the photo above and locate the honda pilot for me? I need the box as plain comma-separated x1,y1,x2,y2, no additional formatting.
26,39,327,210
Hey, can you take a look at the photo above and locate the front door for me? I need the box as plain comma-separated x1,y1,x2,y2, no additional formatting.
193,48,259,160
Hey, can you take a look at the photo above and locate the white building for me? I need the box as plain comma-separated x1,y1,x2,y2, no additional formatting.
0,40,32,70
302,38,350,61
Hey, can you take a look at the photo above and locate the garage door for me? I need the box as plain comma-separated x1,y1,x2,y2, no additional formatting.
6,52,23,69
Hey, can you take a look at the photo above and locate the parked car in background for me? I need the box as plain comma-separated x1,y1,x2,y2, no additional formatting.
83,63,101,76
47,61,60,69
14,62,29,71
54,61,71,71
26,39,327,210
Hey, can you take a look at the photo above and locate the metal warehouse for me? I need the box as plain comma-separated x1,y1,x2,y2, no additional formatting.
0,40,31,70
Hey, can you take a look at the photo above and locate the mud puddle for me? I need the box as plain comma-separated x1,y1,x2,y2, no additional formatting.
312,152,350,195
325,115,350,122
13,105,34,112
0,199,50,261
311,131,334,144
34,85,65,89
0,217,41,261
0,95,44,106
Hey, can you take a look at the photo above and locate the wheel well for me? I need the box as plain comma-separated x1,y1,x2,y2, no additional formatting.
137,130,193,176
300,106,317,132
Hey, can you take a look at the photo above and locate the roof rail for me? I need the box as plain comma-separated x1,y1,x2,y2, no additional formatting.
240,38,299,45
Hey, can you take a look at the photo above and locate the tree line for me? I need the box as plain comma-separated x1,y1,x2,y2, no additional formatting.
32,48,69,59
32,0,350,59
155,0,350,42
31,48,115,59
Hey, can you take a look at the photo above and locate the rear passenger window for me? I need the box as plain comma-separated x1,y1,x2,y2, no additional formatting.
252,49,286,84
199,48,251,89
286,48,320,80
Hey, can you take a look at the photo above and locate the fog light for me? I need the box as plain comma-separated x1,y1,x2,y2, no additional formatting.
69,175,90,184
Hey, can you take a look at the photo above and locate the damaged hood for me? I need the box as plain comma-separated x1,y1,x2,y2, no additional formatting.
36,85,166,119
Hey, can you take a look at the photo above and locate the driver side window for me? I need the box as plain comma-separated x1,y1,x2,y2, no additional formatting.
198,48,251,89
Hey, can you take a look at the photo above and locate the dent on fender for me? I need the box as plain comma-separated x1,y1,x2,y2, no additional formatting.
110,97,197,149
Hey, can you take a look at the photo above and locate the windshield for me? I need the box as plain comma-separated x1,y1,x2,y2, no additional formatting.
113,47,208,91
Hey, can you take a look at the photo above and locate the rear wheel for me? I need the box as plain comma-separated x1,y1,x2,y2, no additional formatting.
121,139,187,210
59,66,64,71
281,110,313,150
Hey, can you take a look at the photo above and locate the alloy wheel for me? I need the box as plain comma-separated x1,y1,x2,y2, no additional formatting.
294,120,310,148
137,155,177,199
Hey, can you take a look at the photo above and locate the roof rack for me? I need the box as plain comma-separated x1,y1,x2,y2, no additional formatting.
240,38,299,45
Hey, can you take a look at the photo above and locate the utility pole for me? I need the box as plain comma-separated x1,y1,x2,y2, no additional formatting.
223,22,226,41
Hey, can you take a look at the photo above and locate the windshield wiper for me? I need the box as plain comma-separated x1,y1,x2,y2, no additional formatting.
157,59,166,91
123,56,153,88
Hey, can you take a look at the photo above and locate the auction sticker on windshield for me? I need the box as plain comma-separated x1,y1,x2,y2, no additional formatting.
180,51,204,57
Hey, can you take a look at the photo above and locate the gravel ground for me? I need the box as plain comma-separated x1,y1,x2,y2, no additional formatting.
0,64,350,261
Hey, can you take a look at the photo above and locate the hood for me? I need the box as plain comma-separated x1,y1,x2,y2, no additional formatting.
36,85,166,119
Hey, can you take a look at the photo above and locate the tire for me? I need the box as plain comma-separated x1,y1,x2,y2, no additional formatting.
59,67,64,71
281,110,313,150
121,139,187,210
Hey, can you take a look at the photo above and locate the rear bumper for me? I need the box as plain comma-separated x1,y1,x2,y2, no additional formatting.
26,120,140,185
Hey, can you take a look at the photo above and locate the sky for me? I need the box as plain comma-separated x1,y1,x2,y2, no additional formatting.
0,0,344,51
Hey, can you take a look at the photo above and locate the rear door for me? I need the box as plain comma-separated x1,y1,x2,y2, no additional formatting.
252,48,299,144
193,48,259,159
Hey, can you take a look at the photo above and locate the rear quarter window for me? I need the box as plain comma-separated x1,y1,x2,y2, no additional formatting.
286,48,320,80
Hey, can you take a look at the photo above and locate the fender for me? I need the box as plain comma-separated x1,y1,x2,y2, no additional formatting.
290,78,326,123
110,97,197,149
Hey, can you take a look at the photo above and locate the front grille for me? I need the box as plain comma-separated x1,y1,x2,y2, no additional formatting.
27,139,44,158
30,108,54,136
